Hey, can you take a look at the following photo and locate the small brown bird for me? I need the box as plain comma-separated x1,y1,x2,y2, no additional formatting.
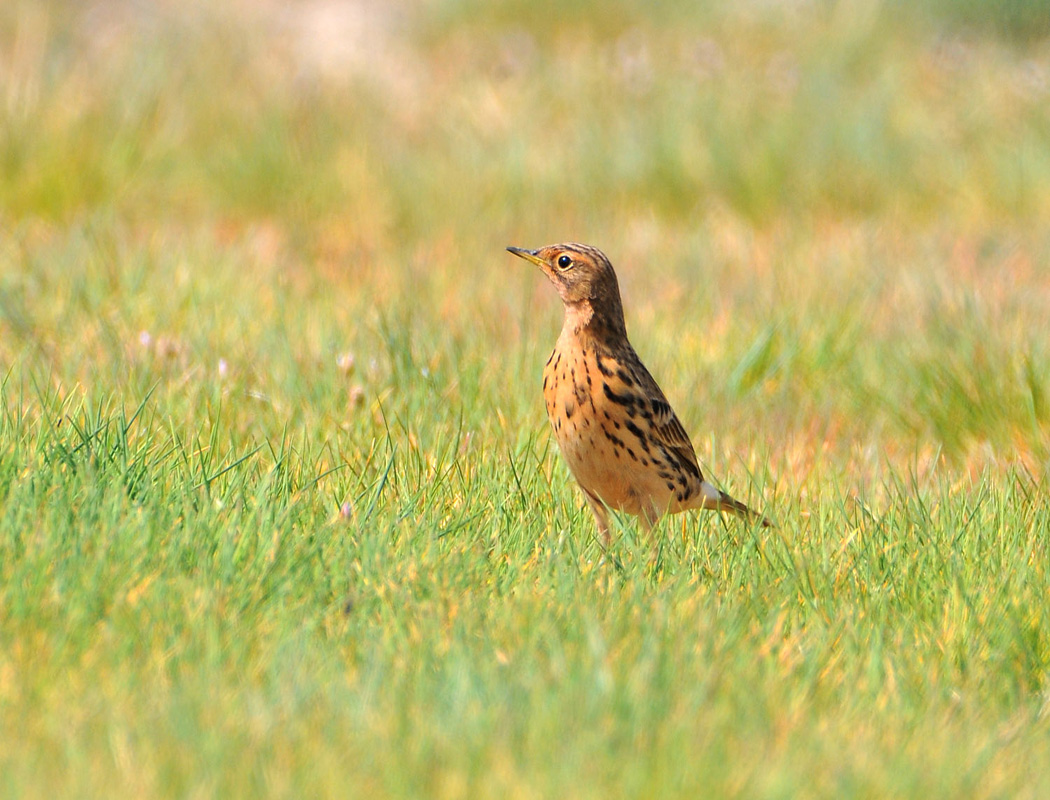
508,242,770,540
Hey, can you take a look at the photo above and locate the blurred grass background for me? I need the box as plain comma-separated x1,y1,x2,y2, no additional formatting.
2,0,1050,797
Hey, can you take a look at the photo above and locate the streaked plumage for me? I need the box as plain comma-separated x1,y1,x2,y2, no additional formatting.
508,242,770,539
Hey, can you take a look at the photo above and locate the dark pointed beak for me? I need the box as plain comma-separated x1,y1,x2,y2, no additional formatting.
506,246,546,268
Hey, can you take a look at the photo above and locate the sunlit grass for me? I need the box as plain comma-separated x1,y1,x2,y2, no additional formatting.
2,0,1050,797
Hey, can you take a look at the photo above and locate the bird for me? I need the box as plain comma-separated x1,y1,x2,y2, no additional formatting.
507,242,771,541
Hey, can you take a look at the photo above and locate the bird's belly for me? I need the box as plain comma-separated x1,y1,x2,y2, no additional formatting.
550,411,685,516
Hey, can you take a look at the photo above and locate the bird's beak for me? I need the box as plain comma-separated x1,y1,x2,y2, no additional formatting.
506,246,546,268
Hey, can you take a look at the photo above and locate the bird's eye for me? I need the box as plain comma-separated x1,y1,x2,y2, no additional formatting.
557,255,573,270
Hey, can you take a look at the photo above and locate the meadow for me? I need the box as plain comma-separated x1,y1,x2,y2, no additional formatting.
2,0,1050,796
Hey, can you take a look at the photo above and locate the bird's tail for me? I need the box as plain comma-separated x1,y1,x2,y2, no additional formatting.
700,481,774,527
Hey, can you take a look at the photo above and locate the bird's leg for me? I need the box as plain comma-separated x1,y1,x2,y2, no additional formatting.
639,503,659,533
638,503,663,568
582,489,611,545
583,490,626,572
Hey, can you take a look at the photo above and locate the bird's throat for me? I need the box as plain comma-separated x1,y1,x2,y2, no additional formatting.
562,299,627,344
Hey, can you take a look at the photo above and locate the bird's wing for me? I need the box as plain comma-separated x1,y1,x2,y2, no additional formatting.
639,379,705,482
597,344,767,523
609,348,705,483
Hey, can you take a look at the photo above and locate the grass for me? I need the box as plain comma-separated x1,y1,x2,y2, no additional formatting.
2,0,1050,797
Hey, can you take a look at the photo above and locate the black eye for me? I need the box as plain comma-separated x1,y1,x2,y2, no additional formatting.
557,255,573,269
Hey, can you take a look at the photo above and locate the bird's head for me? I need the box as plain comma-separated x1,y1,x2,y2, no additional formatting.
506,243,624,322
